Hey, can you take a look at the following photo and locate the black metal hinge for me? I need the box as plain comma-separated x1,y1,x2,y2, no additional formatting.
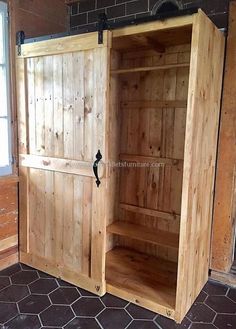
16,31,25,56
97,13,108,45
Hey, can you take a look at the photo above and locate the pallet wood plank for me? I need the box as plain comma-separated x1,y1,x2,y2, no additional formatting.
175,11,225,322
107,221,179,249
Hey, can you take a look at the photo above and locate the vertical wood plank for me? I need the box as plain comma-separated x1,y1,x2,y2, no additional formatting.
63,53,74,159
53,55,64,158
175,11,225,322
16,58,29,254
35,57,45,155
44,56,54,156
73,52,85,161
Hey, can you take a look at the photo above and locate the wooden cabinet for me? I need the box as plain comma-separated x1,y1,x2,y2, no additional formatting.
16,9,224,323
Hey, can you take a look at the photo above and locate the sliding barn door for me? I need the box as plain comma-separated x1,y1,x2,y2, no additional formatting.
16,32,111,295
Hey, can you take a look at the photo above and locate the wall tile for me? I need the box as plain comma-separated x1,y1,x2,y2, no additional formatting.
79,0,96,13
97,0,116,8
71,3,78,15
107,4,126,18
69,0,229,30
88,9,107,23
126,0,149,15
70,13,87,27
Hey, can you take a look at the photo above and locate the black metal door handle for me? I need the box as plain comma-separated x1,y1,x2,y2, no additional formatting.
93,150,102,187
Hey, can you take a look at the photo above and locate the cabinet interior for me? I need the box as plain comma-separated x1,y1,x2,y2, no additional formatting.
106,26,193,314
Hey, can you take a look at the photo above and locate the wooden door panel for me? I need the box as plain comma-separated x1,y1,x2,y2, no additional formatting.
28,169,92,275
27,51,101,161
17,32,111,295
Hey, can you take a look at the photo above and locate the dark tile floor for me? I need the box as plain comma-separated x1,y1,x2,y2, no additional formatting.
0,264,235,329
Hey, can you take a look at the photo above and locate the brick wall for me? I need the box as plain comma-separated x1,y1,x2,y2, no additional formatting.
69,0,229,31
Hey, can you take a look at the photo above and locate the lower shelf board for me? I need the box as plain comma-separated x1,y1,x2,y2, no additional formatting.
106,247,177,318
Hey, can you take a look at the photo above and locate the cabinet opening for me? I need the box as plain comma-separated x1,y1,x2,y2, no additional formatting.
106,28,192,316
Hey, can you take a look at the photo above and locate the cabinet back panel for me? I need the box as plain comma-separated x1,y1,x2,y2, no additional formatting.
113,45,190,262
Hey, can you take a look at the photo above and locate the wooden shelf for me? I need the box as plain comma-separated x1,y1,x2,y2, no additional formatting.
107,221,179,249
121,100,187,109
111,63,189,75
106,247,177,316
120,154,183,166
120,203,180,221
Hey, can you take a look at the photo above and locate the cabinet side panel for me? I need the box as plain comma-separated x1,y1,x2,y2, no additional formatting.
175,10,225,322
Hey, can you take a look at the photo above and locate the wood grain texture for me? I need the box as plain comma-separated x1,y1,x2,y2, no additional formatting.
115,44,189,262
19,32,109,58
0,0,67,272
175,10,225,322
106,247,177,318
17,32,111,295
107,221,179,249
211,1,236,273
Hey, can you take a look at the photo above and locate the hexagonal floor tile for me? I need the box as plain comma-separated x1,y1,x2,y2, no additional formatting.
190,324,216,329
205,295,236,313
0,302,18,324
50,287,80,305
56,279,74,287
97,308,132,329
65,317,101,329
5,314,41,329
72,297,104,317
0,277,10,291
195,291,208,303
203,281,228,296
101,294,128,308
41,327,61,329
227,288,236,302
29,278,58,294
126,304,156,320
20,264,35,271
18,294,51,314
0,264,21,277
40,305,74,327
127,321,158,329
0,285,29,302
186,302,216,323
77,287,96,297
11,270,39,285
38,271,54,279
155,315,190,329
214,314,236,328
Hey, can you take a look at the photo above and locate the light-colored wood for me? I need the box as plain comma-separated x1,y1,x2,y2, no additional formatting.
211,1,236,274
120,203,180,221
112,15,194,37
121,100,187,108
106,50,122,253
20,252,105,295
16,57,29,254
17,31,111,296
19,154,105,178
107,221,179,249
90,41,111,290
106,247,177,318
120,154,182,166
18,32,109,58
130,35,165,53
111,63,189,74
175,11,225,323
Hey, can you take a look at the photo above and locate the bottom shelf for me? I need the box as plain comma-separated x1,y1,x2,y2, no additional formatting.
106,247,177,318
